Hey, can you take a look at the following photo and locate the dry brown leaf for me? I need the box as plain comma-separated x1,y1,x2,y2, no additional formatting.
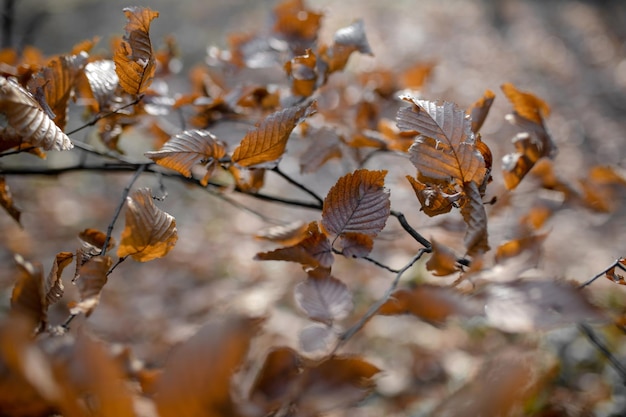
0,176,21,224
337,232,374,258
400,62,435,90
10,254,45,326
255,221,309,246
78,228,115,253
272,0,323,44
501,82,550,126
0,76,73,150
70,255,112,317
229,166,266,193
294,272,353,324
232,100,317,167
460,181,489,256
320,19,373,74
467,89,495,134
255,221,334,270
406,175,458,217
145,129,226,185
285,49,318,97
250,346,302,411
502,132,543,190
321,169,390,239
299,126,343,174
426,239,459,276
113,7,159,95
495,233,547,264
154,316,259,417
117,188,178,262
44,251,72,307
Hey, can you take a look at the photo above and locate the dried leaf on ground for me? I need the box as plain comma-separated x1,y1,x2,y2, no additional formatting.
484,279,606,332
154,316,259,417
255,221,333,269
232,100,317,167
294,272,353,324
0,176,21,224
379,285,477,325
117,188,178,262
70,255,112,317
0,76,73,150
321,169,390,238
113,7,159,95
145,129,226,185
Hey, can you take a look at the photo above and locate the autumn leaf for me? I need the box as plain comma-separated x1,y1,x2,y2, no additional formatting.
154,316,259,417
285,49,318,97
399,96,486,185
83,60,119,111
379,285,477,325
78,228,115,253
483,279,606,332
250,346,302,411
319,19,373,74
10,254,45,326
114,7,159,95
145,129,226,186
406,175,458,217
255,221,333,270
294,272,353,325
461,181,489,256
605,258,626,285
0,76,73,150
272,0,323,43
117,188,178,262
229,166,266,193
299,126,343,174
426,239,459,276
467,89,495,134
337,232,374,258
299,323,336,353
321,169,390,239
0,176,21,224
70,255,112,317
255,221,309,246
44,251,72,306
231,100,317,167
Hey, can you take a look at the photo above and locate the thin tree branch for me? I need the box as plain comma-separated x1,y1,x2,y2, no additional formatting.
390,210,431,249
579,258,626,289
578,323,626,385
65,96,143,137
331,248,400,274
271,166,324,206
332,248,429,353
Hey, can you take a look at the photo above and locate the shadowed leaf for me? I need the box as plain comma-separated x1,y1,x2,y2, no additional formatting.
229,166,266,193
145,129,226,185
44,251,72,306
250,346,302,411
0,76,73,150
321,169,390,238
70,255,112,317
338,232,373,258
285,49,318,97
294,272,353,324
154,316,259,417
117,188,178,262
320,19,373,74
300,126,343,174
114,7,159,95
11,255,45,326
606,258,626,285
232,101,317,167
468,89,495,134
0,176,21,224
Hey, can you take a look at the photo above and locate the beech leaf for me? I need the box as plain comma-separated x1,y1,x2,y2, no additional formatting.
399,97,486,185
145,129,226,185
426,239,459,276
0,176,21,224
605,258,626,285
154,316,259,417
460,181,489,256
321,169,390,238
44,251,73,306
468,89,495,134
232,100,317,167
250,346,302,410
113,7,159,95
406,175,457,217
0,76,73,150
11,254,45,325
299,323,336,353
84,60,119,111
117,188,177,262
294,272,353,325
70,255,112,317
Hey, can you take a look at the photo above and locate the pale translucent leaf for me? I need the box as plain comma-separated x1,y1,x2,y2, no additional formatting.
71,255,112,317
294,274,353,324
299,323,336,353
84,60,119,111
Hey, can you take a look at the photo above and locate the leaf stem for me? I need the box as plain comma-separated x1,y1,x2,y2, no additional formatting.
578,258,626,289
271,166,324,206
65,96,143,137
390,210,431,249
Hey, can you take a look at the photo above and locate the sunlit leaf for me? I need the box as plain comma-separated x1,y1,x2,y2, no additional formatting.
78,228,115,253
320,19,373,74
154,316,259,417
232,100,317,167
114,7,159,95
460,181,489,256
84,60,119,112
321,169,390,238
502,132,543,190
285,49,318,97
294,272,353,325
426,239,459,276
70,255,112,317
484,279,606,332
406,175,458,217
0,176,21,224
145,129,226,185
399,97,486,185
467,89,495,134
250,346,302,411
256,221,333,269
255,221,308,246
0,76,73,150
495,233,547,264
272,0,323,43
379,285,477,325
400,62,435,90
501,82,550,126
117,188,178,262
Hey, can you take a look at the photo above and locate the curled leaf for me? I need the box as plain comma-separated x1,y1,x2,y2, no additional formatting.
468,89,495,134
117,188,178,262
70,255,112,317
0,76,73,150
114,7,159,95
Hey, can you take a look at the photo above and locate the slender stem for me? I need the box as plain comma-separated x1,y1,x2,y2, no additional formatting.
390,210,431,249
332,248,428,353
578,323,626,385
101,164,147,257
271,166,324,207
0,145,37,158
65,96,143,137
579,258,626,289
331,248,399,274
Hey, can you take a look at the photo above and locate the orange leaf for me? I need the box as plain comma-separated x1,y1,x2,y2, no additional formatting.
495,233,547,264
0,176,21,224
117,188,178,262
400,62,435,90
285,49,318,97
255,221,333,269
113,7,159,95
273,0,323,43
250,347,302,411
467,89,495,134
78,228,115,252
321,169,390,238
319,19,373,74
145,129,226,185
44,251,72,306
399,97,486,185
406,175,458,217
10,254,45,326
294,272,353,324
501,82,550,125
426,239,459,276
154,316,259,417
0,76,73,150
337,232,374,258
70,255,112,317
229,166,266,193
232,100,317,167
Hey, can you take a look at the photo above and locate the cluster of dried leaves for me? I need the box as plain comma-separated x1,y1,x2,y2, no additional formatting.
1,1,626,416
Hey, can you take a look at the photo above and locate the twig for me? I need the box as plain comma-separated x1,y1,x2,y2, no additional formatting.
0,145,36,158
271,166,324,206
579,258,626,289
332,248,429,353
65,96,143,137
101,164,147,257
578,323,626,385
331,248,399,274
390,210,432,249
